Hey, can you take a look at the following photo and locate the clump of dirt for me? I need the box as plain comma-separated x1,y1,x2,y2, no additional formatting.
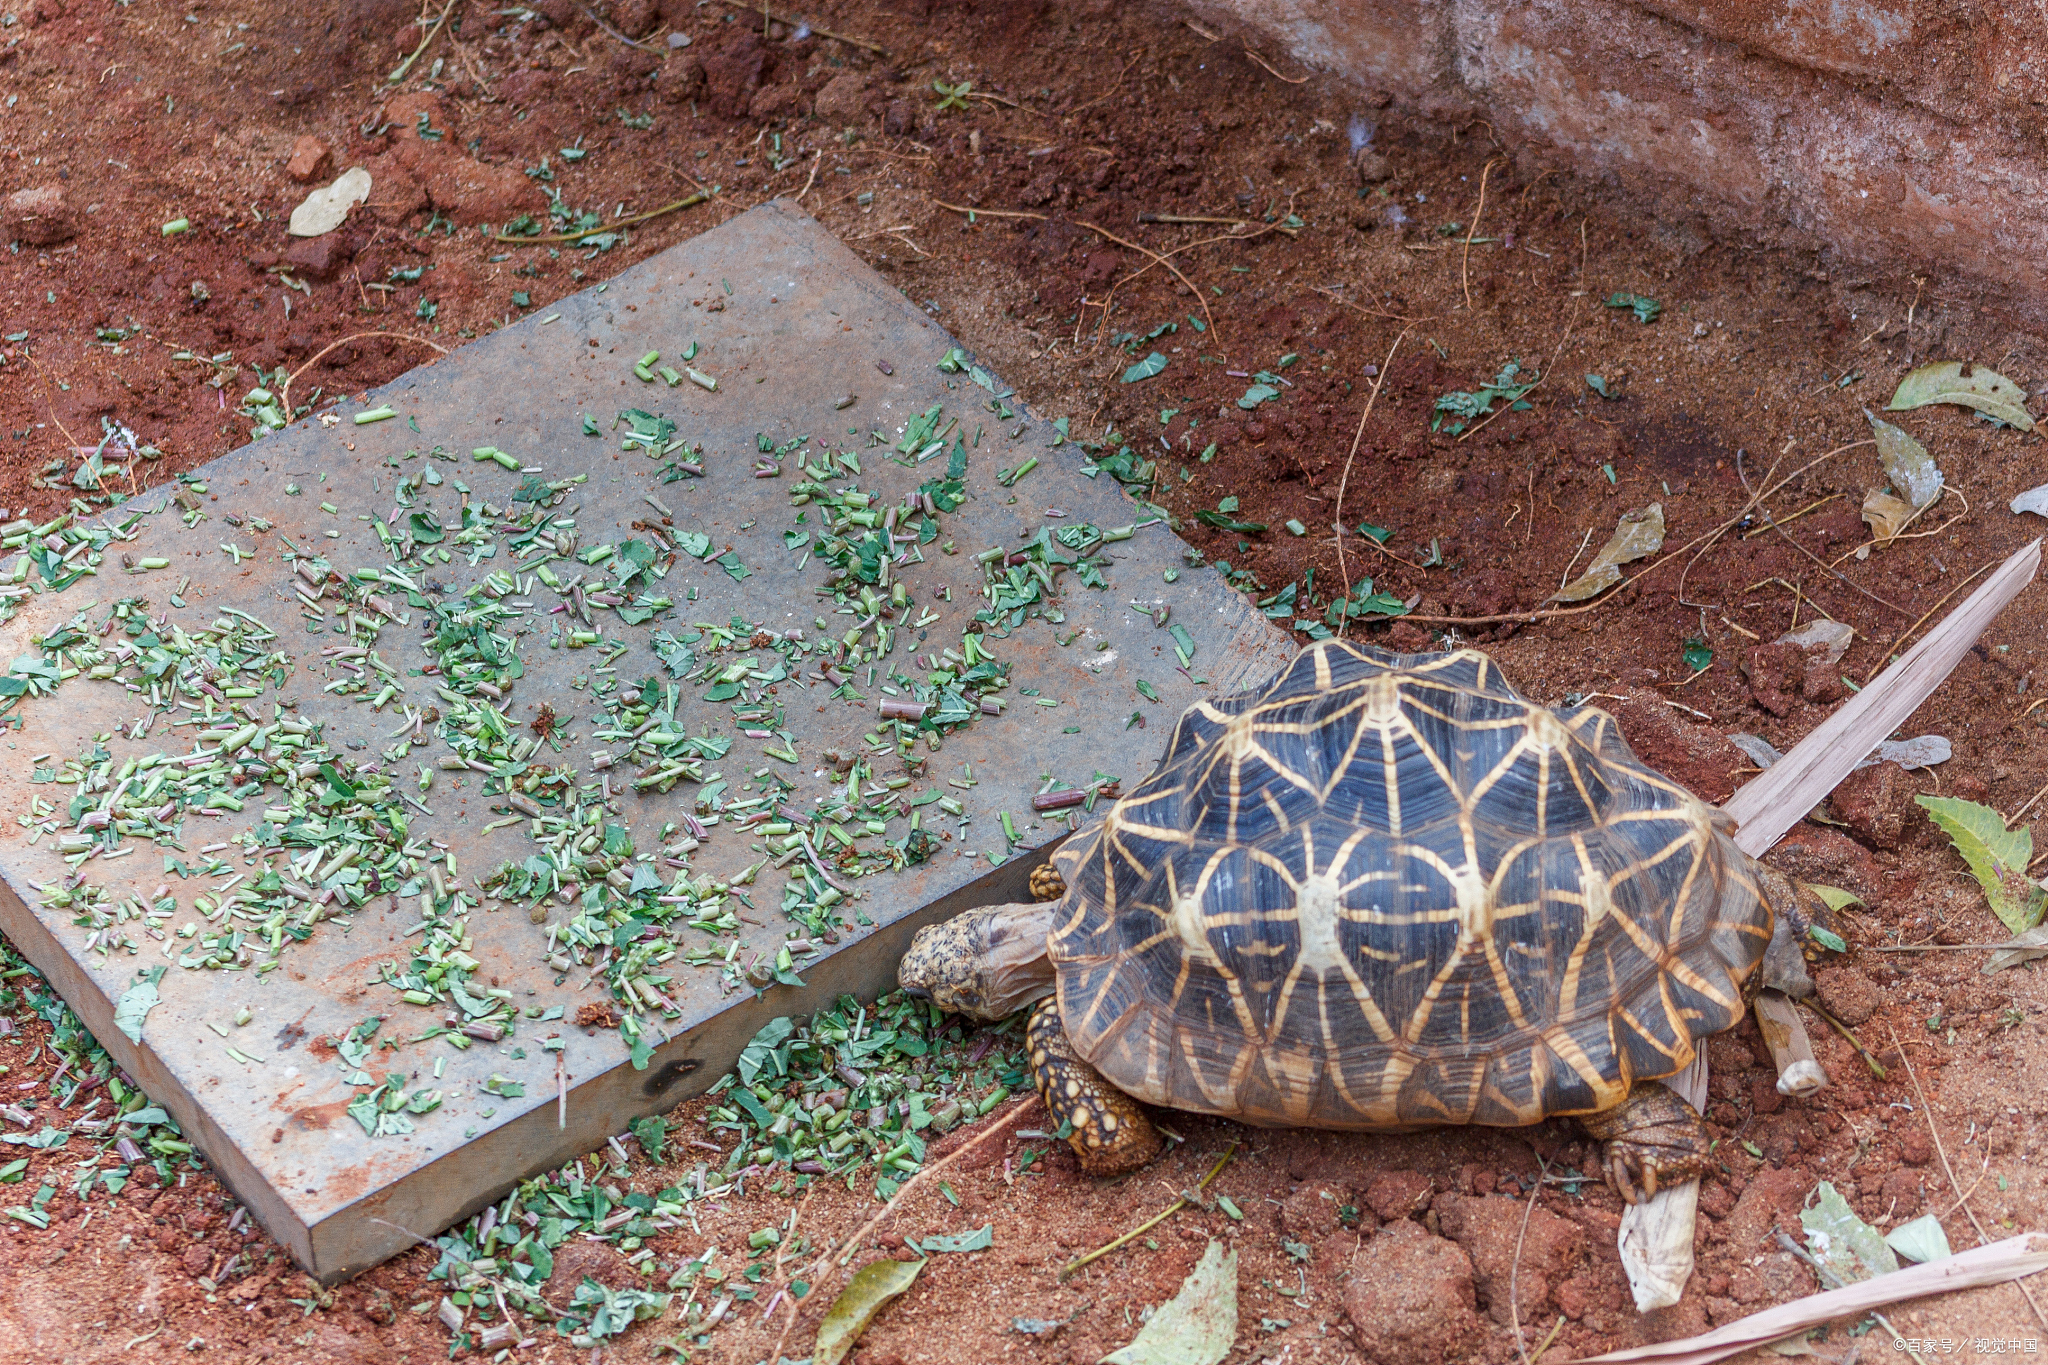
3,0,2048,1358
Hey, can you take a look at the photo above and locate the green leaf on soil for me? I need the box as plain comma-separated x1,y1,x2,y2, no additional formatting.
1586,374,1619,399
1100,1239,1237,1365
1682,638,1712,672
1236,383,1280,409
1807,925,1849,953
1884,1214,1953,1265
813,1258,925,1365
113,966,167,1044
916,1224,992,1253
1887,361,2035,431
1121,353,1169,384
1431,361,1536,434
1807,885,1863,913
1916,795,2045,933
1355,522,1392,544
1553,503,1664,603
1801,1180,1898,1282
1605,292,1663,324
1863,408,1944,508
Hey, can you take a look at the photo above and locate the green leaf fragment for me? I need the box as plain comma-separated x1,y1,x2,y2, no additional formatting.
1887,361,2035,431
1915,795,2046,933
916,1224,991,1253
1121,352,1169,384
1605,292,1663,324
1801,1180,1898,1283
813,1258,924,1365
113,966,167,1044
1101,1240,1236,1365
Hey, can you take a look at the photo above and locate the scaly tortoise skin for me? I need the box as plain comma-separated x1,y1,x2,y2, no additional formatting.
901,643,1797,1201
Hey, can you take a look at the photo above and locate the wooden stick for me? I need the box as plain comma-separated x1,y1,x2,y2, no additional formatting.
1751,990,1827,1097
1620,538,2039,1313
1723,537,2041,857
1564,1233,2048,1365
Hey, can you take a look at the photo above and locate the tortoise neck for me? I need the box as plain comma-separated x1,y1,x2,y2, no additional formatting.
973,900,1059,1017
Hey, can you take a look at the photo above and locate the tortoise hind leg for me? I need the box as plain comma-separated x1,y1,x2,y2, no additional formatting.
1026,999,1162,1176
1578,1081,1711,1204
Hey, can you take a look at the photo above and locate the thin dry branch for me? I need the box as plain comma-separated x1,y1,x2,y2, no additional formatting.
767,1098,1042,1363
704,0,887,53
1333,327,1414,637
1721,537,2040,854
1564,1233,2048,1365
929,200,1219,341
280,330,450,412
1890,1024,2048,1332
1393,441,1869,627
1242,45,1310,82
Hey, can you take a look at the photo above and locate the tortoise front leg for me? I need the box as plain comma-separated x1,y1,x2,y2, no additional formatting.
1578,1082,1711,1204
1026,999,1162,1176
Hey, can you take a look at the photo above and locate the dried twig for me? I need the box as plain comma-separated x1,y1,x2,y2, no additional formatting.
1333,327,1413,637
929,200,1218,341
1059,1142,1238,1278
1458,295,1581,444
1242,45,1310,83
387,0,460,86
1070,49,1143,113
1394,441,1871,626
1797,998,1887,1079
1772,1229,1926,1365
767,1097,1041,1363
574,0,663,52
1075,219,1216,342
1511,1150,1551,1365
1461,158,1503,312
1565,1233,2048,1365
793,149,822,202
1138,212,1295,236
490,188,715,244
705,0,887,53
1888,1024,2048,1331
1094,216,1294,347
279,331,449,413
1737,449,1908,616
1864,556,1995,680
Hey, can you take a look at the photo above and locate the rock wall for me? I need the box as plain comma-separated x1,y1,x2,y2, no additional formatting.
1190,0,2048,306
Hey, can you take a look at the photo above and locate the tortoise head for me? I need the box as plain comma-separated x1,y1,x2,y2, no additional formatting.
898,901,1059,1021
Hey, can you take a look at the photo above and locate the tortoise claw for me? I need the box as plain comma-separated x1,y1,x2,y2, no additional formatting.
1582,1081,1710,1206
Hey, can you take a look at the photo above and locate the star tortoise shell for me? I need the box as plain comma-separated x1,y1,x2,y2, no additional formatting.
1045,643,1772,1130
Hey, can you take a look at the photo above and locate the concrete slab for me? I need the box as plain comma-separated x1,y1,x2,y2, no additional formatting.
0,202,1295,1282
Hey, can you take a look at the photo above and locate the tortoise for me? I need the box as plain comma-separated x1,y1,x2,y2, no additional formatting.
899,643,1820,1202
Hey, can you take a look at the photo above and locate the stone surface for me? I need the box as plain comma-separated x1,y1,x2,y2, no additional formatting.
2,185,76,247
1362,1168,1432,1221
1435,1192,1586,1325
1341,1220,1486,1364
1830,760,1923,850
813,71,872,124
281,232,354,280
285,135,332,184
0,202,1294,1284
